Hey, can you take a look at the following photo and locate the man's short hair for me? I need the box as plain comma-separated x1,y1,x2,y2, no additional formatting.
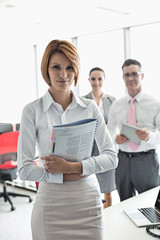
122,59,142,70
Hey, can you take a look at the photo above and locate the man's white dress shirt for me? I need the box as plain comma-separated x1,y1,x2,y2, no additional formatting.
108,91,160,152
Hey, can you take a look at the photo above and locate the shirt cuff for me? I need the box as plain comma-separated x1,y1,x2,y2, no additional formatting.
81,160,95,175
48,173,63,183
146,131,154,144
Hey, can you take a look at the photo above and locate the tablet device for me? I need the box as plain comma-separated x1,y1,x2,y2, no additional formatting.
120,123,141,145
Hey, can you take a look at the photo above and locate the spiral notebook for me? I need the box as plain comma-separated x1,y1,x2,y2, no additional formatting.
50,118,98,161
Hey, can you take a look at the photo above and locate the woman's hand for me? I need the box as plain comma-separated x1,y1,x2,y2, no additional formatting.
41,155,70,173
40,155,82,174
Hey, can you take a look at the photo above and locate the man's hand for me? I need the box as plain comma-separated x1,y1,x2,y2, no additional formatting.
115,134,129,144
136,128,150,142
115,128,150,145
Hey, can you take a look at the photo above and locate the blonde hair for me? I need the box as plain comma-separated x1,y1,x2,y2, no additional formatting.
41,39,80,86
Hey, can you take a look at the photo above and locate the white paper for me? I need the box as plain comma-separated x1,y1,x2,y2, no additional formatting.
50,118,97,161
120,123,141,145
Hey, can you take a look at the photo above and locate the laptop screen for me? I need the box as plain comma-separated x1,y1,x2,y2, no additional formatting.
155,189,160,210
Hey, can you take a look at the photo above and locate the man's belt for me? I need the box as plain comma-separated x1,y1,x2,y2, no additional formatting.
118,149,155,158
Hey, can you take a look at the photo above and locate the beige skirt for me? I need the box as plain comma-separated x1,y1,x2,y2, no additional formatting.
31,174,104,240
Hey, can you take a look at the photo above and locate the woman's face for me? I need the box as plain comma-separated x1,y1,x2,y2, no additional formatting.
48,52,76,93
89,70,104,91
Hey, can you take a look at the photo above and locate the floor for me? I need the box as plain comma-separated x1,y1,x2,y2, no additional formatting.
0,184,36,240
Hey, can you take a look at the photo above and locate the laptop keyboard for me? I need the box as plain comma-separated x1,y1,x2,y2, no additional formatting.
138,207,160,223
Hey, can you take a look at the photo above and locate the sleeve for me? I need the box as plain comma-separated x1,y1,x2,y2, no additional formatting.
81,102,118,176
17,104,63,184
107,103,119,152
146,102,160,146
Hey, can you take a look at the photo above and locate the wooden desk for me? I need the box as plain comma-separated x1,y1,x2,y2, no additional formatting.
104,186,159,240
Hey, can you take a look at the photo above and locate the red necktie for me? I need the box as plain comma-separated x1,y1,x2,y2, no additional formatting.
128,98,139,151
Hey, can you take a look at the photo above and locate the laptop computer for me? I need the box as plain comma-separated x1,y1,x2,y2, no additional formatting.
124,188,160,227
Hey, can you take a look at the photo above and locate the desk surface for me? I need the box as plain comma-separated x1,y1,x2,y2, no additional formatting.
104,186,159,240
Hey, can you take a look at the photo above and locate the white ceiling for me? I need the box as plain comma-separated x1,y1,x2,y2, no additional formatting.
0,0,160,42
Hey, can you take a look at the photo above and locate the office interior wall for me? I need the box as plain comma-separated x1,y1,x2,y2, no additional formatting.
130,22,160,101
0,35,36,124
1,23,160,124
77,29,125,99
0,37,71,124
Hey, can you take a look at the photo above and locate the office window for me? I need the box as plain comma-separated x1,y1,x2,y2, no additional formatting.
130,23,160,100
0,39,36,123
0,37,72,124
131,23,160,156
77,30,125,99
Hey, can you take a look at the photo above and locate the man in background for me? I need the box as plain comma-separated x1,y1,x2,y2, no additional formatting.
108,59,160,201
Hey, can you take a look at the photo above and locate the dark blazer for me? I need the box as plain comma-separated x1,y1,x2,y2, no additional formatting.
82,92,116,193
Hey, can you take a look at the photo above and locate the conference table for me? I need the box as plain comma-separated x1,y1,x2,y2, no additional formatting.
104,186,160,240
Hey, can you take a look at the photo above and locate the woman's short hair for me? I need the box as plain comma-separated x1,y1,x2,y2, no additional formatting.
89,67,105,78
41,39,80,86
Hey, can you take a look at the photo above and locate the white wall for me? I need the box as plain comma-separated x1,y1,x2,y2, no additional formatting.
130,23,160,101
0,28,36,124
78,30,125,99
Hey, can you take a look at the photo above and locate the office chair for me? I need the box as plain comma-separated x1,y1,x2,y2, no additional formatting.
13,123,20,132
0,131,32,211
0,123,13,133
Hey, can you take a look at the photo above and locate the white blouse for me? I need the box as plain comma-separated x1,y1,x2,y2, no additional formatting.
17,90,118,184
91,92,104,117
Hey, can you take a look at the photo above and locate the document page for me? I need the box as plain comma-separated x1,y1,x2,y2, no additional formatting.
50,118,97,161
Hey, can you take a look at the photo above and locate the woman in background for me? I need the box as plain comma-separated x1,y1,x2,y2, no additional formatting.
83,67,116,208
17,40,118,240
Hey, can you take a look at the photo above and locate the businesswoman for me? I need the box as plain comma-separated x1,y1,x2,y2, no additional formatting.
83,67,116,208
17,40,118,240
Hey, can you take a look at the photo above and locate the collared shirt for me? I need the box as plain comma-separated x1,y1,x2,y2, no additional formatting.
108,91,160,152
17,90,117,184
